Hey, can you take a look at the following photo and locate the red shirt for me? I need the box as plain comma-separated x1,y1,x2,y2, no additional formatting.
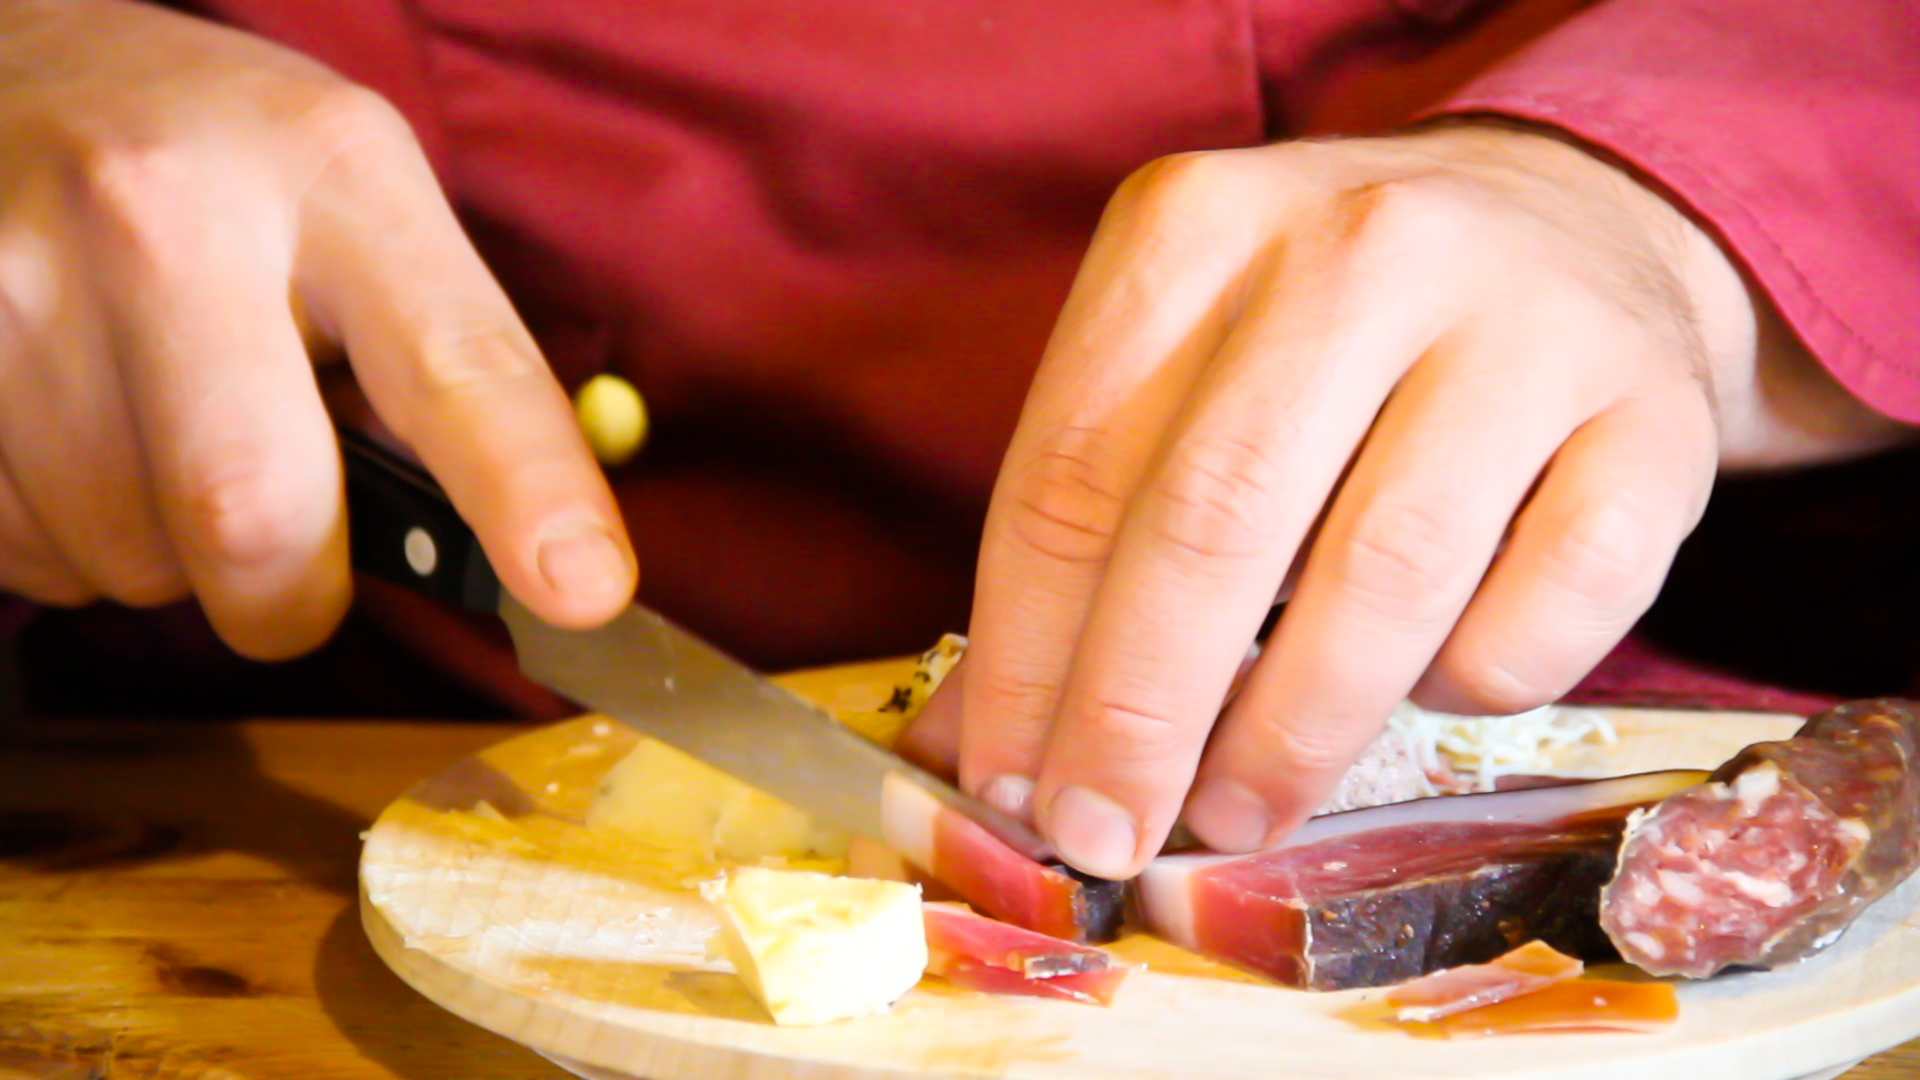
9,0,1918,718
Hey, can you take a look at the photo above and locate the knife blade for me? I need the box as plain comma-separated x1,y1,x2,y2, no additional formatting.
337,428,1053,863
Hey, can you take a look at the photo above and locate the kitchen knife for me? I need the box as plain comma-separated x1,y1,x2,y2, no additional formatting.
337,428,1054,863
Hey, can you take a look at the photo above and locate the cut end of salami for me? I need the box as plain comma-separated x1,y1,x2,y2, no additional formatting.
1601,763,1860,977
1602,698,1920,978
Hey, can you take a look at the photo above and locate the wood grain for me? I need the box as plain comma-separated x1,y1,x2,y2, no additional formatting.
1,689,1916,1077
1,717,574,1079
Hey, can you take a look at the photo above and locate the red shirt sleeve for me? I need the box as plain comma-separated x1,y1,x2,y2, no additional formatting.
1423,0,1920,422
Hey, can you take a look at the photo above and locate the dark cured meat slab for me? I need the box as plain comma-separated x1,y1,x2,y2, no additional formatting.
1135,771,1705,990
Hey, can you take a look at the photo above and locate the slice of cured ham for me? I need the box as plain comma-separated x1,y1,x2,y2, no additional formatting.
930,955,1130,1006
1385,940,1584,1022
922,902,1129,1005
923,902,1114,977
1427,979,1679,1037
881,774,1123,943
1136,770,1706,990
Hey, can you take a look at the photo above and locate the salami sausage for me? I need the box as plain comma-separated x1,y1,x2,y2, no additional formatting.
1601,698,1920,978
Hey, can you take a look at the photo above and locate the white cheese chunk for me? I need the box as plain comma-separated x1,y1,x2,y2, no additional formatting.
588,737,849,863
706,867,926,1026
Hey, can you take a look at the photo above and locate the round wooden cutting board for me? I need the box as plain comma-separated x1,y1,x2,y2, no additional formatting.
360,659,1920,1080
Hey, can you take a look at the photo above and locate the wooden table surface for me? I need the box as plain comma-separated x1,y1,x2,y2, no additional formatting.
3,716,1917,1080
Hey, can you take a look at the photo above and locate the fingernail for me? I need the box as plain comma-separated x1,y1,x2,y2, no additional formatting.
978,774,1035,821
1185,779,1273,853
1045,785,1139,879
537,518,630,599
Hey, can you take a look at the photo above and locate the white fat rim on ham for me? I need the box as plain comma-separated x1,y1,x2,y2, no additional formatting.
879,773,937,871
1134,864,1201,950
1137,770,1707,948
1153,770,1706,873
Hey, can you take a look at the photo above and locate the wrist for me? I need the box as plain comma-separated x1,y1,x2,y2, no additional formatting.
1418,118,1914,469
1661,161,1918,470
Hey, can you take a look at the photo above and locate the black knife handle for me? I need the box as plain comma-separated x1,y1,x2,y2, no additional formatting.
340,429,500,612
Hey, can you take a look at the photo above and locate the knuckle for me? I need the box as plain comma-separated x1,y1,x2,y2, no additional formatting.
1111,150,1253,226
1134,151,1232,195
1149,435,1282,564
1342,174,1473,263
60,133,202,257
1515,283,1624,349
957,665,1054,783
0,273,26,353
224,608,344,664
0,547,95,607
0,212,53,339
176,458,317,568
17,576,96,608
406,319,545,400
1262,714,1363,780
99,558,190,608
292,82,417,165
1003,427,1129,566
1539,498,1659,609
1081,694,1190,763
973,664,1062,726
1429,650,1560,718
1338,499,1471,624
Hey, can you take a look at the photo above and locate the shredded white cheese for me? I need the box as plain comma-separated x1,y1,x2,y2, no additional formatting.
1383,700,1620,794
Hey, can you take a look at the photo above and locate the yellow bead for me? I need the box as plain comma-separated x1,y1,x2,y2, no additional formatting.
573,374,648,466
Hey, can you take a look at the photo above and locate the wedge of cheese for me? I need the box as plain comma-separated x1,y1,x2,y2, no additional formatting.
587,737,850,864
705,867,927,1026
587,637,970,866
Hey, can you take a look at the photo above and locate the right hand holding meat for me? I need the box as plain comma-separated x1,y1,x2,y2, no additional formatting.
0,0,636,657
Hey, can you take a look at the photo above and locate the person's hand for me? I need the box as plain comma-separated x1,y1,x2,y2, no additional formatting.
938,122,1908,878
0,0,634,656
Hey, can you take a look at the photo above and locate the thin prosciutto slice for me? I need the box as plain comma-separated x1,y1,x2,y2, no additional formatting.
1428,979,1679,1037
924,902,1114,977
1136,771,1707,990
1386,940,1584,1022
881,774,1123,942
932,955,1130,1006
922,902,1129,1005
